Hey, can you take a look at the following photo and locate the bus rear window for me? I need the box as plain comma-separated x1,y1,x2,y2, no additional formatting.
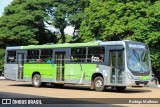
7,51,16,63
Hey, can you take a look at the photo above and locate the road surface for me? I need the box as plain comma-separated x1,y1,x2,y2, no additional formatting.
0,80,159,107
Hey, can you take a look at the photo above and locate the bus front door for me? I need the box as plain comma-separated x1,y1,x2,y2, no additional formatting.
55,52,65,82
17,53,24,81
109,50,124,85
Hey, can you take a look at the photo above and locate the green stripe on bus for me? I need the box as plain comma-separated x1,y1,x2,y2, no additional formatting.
22,42,99,49
23,64,97,80
23,64,56,79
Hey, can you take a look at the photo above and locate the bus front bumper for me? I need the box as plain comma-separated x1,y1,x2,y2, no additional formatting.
126,79,150,87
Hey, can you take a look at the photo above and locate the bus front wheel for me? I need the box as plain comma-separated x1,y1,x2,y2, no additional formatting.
32,74,45,87
94,76,105,92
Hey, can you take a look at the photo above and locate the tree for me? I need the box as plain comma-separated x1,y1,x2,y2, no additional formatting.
0,0,58,48
0,0,89,74
79,0,160,66
51,0,89,43
0,49,5,74
67,0,90,41
0,0,55,74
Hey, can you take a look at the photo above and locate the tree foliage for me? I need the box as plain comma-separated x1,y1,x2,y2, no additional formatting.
0,49,5,74
80,0,160,66
0,0,89,74
0,0,57,47
51,0,89,43
0,0,54,74
1,0,160,74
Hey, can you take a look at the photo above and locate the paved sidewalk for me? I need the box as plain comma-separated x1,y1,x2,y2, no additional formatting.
146,81,160,88
148,84,160,88
0,76,5,79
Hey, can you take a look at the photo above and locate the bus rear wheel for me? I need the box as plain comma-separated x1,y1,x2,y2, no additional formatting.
115,86,126,91
94,76,105,92
32,74,45,87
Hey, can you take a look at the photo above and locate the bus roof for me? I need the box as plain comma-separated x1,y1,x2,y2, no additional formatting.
6,40,137,50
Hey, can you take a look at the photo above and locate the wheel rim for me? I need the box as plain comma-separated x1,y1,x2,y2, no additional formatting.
34,77,40,86
95,80,102,89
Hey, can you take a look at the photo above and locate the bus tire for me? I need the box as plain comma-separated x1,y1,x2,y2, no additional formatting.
94,76,105,92
115,86,126,91
32,74,43,88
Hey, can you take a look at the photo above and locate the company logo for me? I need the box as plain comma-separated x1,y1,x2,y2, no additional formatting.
1,99,42,104
2,99,11,104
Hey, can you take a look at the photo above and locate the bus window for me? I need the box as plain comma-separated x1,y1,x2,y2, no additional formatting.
7,51,16,63
109,51,116,67
27,50,39,63
88,47,105,62
71,48,86,62
40,49,53,63
118,51,123,67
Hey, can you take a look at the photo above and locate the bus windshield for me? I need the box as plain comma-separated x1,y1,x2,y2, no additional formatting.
127,49,150,72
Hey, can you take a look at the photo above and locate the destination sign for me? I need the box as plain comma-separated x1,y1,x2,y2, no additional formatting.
128,44,146,49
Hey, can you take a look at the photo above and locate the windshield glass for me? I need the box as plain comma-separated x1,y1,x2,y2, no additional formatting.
127,49,150,72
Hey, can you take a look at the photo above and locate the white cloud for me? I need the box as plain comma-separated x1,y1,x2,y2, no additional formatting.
0,0,13,16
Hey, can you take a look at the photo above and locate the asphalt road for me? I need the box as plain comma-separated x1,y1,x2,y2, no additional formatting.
0,80,160,107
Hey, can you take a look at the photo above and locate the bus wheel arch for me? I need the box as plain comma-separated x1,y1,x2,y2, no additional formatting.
32,71,40,79
32,72,46,87
91,73,105,92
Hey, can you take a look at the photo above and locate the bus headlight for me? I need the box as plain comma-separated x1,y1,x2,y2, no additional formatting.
127,72,133,79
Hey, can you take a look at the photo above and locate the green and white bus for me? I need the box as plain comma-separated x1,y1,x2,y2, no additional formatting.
4,40,152,91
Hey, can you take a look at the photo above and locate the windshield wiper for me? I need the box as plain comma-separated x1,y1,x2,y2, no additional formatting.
133,49,140,61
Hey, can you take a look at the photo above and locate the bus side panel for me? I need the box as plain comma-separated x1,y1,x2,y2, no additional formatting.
4,64,18,80
23,64,56,82
64,64,82,83
64,64,96,84
82,64,111,85
81,64,97,80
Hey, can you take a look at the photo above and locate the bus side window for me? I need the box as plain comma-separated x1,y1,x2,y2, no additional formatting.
27,50,39,63
28,59,36,63
109,51,116,67
70,48,86,62
47,57,52,63
36,59,42,63
7,51,16,63
40,49,53,63
88,47,105,62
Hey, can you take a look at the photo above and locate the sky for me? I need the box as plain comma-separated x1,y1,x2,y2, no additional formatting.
0,0,13,16
0,0,74,35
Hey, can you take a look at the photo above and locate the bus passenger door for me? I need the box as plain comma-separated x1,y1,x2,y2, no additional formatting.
55,52,65,82
17,53,24,80
109,50,124,85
